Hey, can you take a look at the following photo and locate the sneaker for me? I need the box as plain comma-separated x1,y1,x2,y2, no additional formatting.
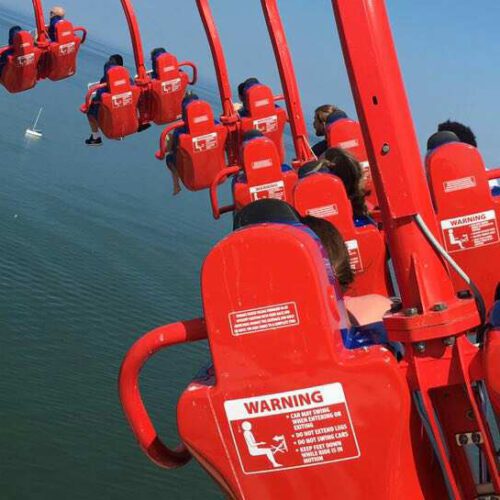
85,135,102,146
137,123,151,133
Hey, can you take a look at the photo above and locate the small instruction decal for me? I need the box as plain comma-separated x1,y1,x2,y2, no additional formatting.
162,77,182,94
345,239,363,272
253,115,278,134
249,180,285,201
441,209,499,253
225,383,360,474
229,302,299,336
443,176,477,193
112,91,133,108
192,132,217,153
306,204,338,218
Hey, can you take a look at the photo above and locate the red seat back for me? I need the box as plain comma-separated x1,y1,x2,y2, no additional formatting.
326,118,379,210
176,100,228,191
149,52,189,125
426,143,500,310
45,20,81,81
240,84,288,163
294,173,390,297
0,31,41,93
233,137,297,210
98,66,140,139
177,223,430,499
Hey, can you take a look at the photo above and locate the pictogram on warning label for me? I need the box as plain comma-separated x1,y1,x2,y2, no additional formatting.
249,180,285,201
161,77,182,94
253,115,278,134
441,209,499,253
306,204,338,218
225,383,360,474
229,302,299,336
112,91,133,108
192,132,218,153
59,42,76,55
16,53,35,67
443,176,477,193
345,239,363,272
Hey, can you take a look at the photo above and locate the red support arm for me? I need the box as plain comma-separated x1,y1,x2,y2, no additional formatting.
119,319,207,468
260,0,316,166
32,0,49,45
120,0,148,82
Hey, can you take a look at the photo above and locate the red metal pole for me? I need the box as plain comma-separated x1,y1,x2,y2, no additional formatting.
32,0,48,45
196,0,240,166
120,0,148,82
260,0,315,166
330,0,479,320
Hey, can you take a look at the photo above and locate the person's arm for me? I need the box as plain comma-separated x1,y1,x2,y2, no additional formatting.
344,294,393,326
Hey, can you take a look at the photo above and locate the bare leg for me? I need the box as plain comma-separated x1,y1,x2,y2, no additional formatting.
167,161,182,195
87,115,100,134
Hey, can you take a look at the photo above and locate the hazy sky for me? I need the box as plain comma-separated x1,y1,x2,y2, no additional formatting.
1,0,499,164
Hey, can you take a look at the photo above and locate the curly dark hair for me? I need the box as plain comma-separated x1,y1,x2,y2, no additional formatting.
301,216,354,292
437,120,477,147
324,147,368,218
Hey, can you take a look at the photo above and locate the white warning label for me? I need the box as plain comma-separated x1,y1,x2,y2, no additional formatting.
192,132,218,153
16,53,35,66
345,239,363,272
441,209,499,253
253,115,278,134
249,180,285,201
225,383,360,474
112,91,133,108
306,204,338,218
443,176,477,193
229,302,299,336
59,42,76,55
338,139,359,150
161,77,181,94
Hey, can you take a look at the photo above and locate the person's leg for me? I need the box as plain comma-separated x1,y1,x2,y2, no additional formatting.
166,157,181,195
85,104,103,146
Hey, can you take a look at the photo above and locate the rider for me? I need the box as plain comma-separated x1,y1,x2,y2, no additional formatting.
48,6,65,42
236,77,260,117
84,54,124,146
0,26,22,75
311,104,343,157
150,47,166,79
436,120,477,147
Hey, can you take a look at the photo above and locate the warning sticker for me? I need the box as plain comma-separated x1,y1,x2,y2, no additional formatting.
229,302,299,336
345,239,363,272
225,383,360,474
306,204,338,218
441,209,499,253
253,115,278,134
337,139,359,150
192,132,218,153
161,77,182,94
249,180,285,201
443,176,476,193
16,53,35,67
112,91,133,108
59,42,76,55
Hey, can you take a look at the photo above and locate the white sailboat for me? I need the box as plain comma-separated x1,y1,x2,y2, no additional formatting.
25,107,43,139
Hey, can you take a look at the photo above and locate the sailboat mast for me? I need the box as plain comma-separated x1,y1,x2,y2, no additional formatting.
33,107,43,130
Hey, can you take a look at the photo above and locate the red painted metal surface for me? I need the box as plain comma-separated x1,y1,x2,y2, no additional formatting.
119,319,207,468
326,117,379,210
0,31,41,93
239,84,288,164
259,0,315,166
210,166,239,219
31,0,49,46
175,100,229,191
233,137,297,210
294,173,391,297
426,142,500,311
120,0,147,82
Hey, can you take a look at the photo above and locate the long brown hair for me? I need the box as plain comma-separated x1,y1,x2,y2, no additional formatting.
324,147,368,218
302,216,354,292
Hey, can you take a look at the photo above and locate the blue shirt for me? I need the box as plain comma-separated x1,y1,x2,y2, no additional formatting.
48,16,63,42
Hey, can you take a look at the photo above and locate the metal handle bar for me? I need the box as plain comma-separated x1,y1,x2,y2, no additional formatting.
80,83,106,113
487,168,500,181
210,166,240,219
73,27,87,44
178,61,198,85
155,121,184,160
119,318,207,469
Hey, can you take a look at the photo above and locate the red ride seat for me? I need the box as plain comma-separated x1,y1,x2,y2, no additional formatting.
239,84,288,163
44,20,81,81
426,142,500,310
293,172,391,297
177,221,432,500
176,100,228,191
149,52,189,125
97,66,140,139
326,116,379,210
233,137,297,210
0,31,41,93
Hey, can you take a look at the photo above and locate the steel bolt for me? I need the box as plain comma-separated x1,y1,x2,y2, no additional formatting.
403,307,419,317
381,143,390,155
442,336,456,347
458,433,469,446
471,432,482,444
457,290,472,299
431,302,448,312
414,342,426,353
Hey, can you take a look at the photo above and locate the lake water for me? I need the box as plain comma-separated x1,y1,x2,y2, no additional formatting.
0,8,231,499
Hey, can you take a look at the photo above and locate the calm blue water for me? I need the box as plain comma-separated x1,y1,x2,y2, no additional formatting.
0,10,232,499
